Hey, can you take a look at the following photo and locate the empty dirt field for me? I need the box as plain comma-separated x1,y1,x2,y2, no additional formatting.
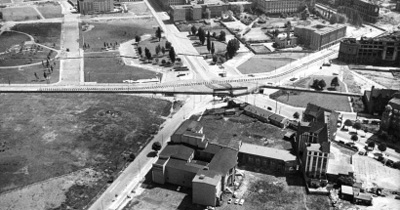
0,93,171,209
36,2,63,19
354,70,400,90
0,7,41,21
82,18,159,52
126,2,151,16
84,52,158,83
270,75,352,112
12,23,61,49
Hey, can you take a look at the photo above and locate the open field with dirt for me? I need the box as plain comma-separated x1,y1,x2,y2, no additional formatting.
243,27,271,42
0,93,171,209
0,31,31,52
0,61,59,84
199,110,291,150
0,7,41,21
12,23,61,49
84,52,158,83
36,2,63,19
270,75,352,112
354,70,400,90
82,18,158,52
126,2,151,16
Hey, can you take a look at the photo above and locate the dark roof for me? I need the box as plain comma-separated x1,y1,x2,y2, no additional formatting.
269,113,287,123
159,144,194,161
354,193,373,201
371,89,398,98
244,104,274,118
389,96,400,109
298,121,326,135
239,143,296,162
166,158,203,174
203,144,222,155
174,120,202,136
192,170,221,186
304,103,332,119
208,148,238,175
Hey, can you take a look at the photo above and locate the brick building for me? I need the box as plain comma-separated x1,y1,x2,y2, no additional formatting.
294,24,346,51
159,0,187,9
337,0,379,23
170,4,202,21
77,0,113,15
338,32,400,67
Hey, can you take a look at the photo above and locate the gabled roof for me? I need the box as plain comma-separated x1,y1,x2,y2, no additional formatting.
239,143,296,162
269,113,288,123
208,148,238,175
174,120,202,136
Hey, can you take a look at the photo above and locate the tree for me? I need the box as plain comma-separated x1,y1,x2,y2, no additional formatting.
211,42,215,55
380,132,388,141
156,27,162,42
145,48,152,60
219,31,226,42
344,119,353,128
165,41,171,49
161,46,166,55
329,14,338,24
353,122,362,134
331,77,339,89
238,4,244,15
367,142,375,148
155,44,161,56
212,55,218,63
271,29,279,38
351,134,358,142
378,143,387,153
152,142,162,153
198,27,206,45
138,47,142,57
272,42,279,48
318,79,326,90
290,111,299,120
169,47,176,63
311,79,320,89
191,25,197,36
207,31,211,53
226,39,240,59
337,13,348,24
135,35,141,42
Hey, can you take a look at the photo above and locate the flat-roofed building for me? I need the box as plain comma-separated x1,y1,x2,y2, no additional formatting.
159,0,187,9
251,0,315,14
77,0,113,15
337,0,379,23
294,24,346,51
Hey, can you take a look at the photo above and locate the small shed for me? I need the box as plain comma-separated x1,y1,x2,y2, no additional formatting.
353,193,373,206
340,185,354,201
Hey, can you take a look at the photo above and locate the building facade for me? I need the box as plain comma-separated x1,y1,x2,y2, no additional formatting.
338,32,400,67
294,24,346,51
77,0,113,15
362,86,399,115
251,0,315,14
381,95,400,138
337,0,379,23
159,0,187,9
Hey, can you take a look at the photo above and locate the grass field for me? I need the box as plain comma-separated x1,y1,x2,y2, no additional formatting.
249,44,271,54
138,37,167,57
270,76,352,112
238,56,294,74
12,23,61,49
126,2,151,16
0,7,41,21
82,18,158,52
0,0,12,3
244,27,271,42
0,47,57,67
0,31,31,53
0,93,171,208
0,61,59,84
199,112,291,150
36,2,63,19
84,52,158,83
192,38,227,55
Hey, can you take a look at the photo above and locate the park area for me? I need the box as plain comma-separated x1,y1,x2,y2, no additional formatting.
0,61,59,84
0,31,31,53
0,44,58,67
270,75,352,112
175,20,225,33
238,53,308,74
84,52,159,83
0,7,41,21
81,18,159,52
126,2,151,16
11,23,62,49
0,93,172,210
35,1,63,19
189,35,227,55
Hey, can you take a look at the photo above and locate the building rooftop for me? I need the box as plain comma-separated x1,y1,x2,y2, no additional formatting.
174,120,203,136
166,158,204,174
208,148,238,175
327,162,353,175
389,96,400,110
295,24,346,36
307,141,330,153
192,170,221,186
159,144,195,161
239,143,297,162
304,103,332,119
341,185,354,195
269,113,288,123
244,104,274,118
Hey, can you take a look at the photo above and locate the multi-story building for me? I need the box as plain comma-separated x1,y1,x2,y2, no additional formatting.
251,0,304,14
170,4,202,21
338,32,400,67
294,24,346,51
159,0,187,9
77,0,113,15
362,86,399,115
337,0,379,23
381,94,400,138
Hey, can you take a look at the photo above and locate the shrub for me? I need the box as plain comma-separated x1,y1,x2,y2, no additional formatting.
351,134,358,142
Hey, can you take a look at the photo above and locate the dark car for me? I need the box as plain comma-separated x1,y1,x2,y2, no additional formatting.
290,77,297,81
351,146,359,151
267,107,272,111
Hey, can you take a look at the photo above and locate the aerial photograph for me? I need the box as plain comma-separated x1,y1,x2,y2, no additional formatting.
0,0,399,209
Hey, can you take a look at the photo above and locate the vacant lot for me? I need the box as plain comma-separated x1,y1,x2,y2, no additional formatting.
199,111,291,150
126,2,151,16
0,93,171,208
36,2,63,18
244,27,271,42
270,76,352,112
354,70,400,90
238,56,294,74
0,31,31,53
12,23,61,49
0,61,59,84
84,52,158,83
0,7,41,21
82,18,158,52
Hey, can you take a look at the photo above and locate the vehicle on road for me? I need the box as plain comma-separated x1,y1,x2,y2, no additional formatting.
239,199,245,205
235,198,240,204
267,107,272,111
177,186,181,191
228,198,232,204
290,77,297,81
346,142,355,147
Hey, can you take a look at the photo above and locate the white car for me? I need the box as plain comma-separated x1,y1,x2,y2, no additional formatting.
239,199,245,205
227,198,233,204
234,198,240,204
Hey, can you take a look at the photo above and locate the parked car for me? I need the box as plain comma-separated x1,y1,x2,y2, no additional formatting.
346,142,355,147
290,77,297,81
228,198,232,204
395,195,400,200
235,198,240,205
351,146,359,151
176,186,181,191
267,107,272,111
338,140,345,145
239,199,245,205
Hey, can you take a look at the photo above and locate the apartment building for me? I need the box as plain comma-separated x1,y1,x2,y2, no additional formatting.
159,0,187,9
251,0,301,14
170,4,202,21
77,0,113,14
294,23,347,51
337,0,379,23
338,31,400,67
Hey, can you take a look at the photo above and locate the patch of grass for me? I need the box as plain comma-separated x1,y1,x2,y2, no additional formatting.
238,57,294,74
0,7,41,21
138,37,167,56
0,46,57,67
12,23,61,49
0,93,171,194
0,0,12,3
249,44,271,54
0,31,31,53
306,194,331,210
36,2,63,19
191,37,226,55
84,52,158,83
270,76,352,112
0,61,59,84
176,21,225,32
82,18,158,52
126,2,151,16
